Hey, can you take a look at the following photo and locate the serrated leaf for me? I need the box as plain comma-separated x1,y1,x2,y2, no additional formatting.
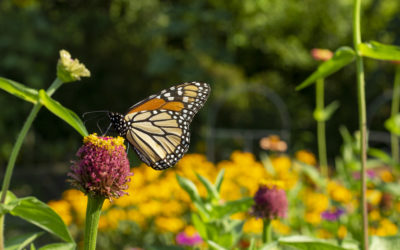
215,169,225,192
10,197,74,243
38,90,88,137
196,173,219,201
212,198,254,218
279,236,349,250
38,243,76,250
296,47,356,90
176,175,201,204
4,232,43,250
370,236,400,250
359,41,400,61
385,114,400,136
0,77,39,104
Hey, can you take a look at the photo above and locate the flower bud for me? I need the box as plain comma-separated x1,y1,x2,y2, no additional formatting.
57,49,90,82
251,183,288,220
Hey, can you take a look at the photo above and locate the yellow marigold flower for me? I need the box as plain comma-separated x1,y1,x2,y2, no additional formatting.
395,202,400,212
366,189,382,206
370,219,398,236
259,179,285,189
243,218,263,233
271,156,291,173
104,209,126,229
379,170,394,182
62,189,87,225
160,200,186,217
303,191,329,213
48,200,72,226
155,216,185,233
369,210,381,221
337,225,347,239
137,200,162,218
271,220,291,235
317,229,333,239
295,150,317,166
305,211,321,225
327,181,352,204
126,209,146,228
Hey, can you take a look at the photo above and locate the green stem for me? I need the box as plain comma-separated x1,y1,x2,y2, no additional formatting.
391,66,400,164
316,78,328,177
84,195,105,250
262,219,272,244
0,78,63,249
353,0,368,249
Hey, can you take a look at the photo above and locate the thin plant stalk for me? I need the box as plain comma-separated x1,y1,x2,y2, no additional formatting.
353,0,368,249
0,78,63,249
262,219,272,244
84,195,105,250
391,66,400,164
316,78,328,177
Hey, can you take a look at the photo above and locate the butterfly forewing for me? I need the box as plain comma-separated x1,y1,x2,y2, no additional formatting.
118,82,210,170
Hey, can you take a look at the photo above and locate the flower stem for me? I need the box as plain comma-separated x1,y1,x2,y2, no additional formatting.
84,195,105,250
391,66,400,164
353,0,368,249
316,78,328,177
262,219,272,244
0,78,63,249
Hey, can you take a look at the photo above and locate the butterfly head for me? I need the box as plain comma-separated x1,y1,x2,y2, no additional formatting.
108,112,128,136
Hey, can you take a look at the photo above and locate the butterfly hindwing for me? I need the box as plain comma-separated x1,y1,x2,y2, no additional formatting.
121,82,210,170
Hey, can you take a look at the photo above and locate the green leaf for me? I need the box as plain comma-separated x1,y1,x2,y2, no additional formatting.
192,213,208,240
296,47,356,90
368,148,395,166
196,173,220,201
0,77,39,104
10,196,74,243
381,183,400,197
279,236,349,250
207,240,227,250
384,114,400,136
176,175,202,204
0,191,19,215
370,236,400,250
4,232,43,250
359,41,400,61
313,101,340,122
212,197,254,218
259,242,280,250
38,90,88,137
38,243,76,250
30,243,37,250
215,169,225,193
296,161,325,187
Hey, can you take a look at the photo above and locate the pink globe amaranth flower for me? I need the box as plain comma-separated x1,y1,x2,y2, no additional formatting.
311,48,333,61
252,185,288,220
68,133,133,200
176,231,203,246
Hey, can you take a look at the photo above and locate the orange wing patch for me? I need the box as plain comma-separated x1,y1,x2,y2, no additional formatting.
161,101,184,111
128,98,166,114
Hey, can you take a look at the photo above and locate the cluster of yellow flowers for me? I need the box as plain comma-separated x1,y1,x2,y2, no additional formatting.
48,149,399,240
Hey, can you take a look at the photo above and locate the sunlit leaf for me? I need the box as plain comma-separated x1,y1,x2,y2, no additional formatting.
370,236,400,250
0,77,38,104
176,175,201,204
38,243,76,250
4,232,43,250
196,173,219,202
212,198,254,218
279,236,349,250
192,213,208,240
0,191,19,215
207,240,227,250
296,47,355,90
359,41,400,61
384,114,400,136
215,169,225,193
38,90,88,137
10,197,74,243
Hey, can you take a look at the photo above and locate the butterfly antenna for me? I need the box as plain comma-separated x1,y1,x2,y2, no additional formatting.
82,110,109,119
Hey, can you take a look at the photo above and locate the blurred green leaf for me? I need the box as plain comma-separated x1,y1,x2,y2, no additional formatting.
368,148,395,166
176,175,202,204
30,243,36,250
192,213,208,240
212,197,254,218
381,183,400,197
10,197,74,243
38,90,88,137
279,236,349,250
215,169,225,193
38,243,76,250
359,41,400,61
196,173,220,202
207,240,227,250
313,101,340,122
0,77,38,104
370,236,400,250
384,114,400,136
4,232,43,250
295,161,325,187
296,47,355,90
0,191,19,215
259,242,280,250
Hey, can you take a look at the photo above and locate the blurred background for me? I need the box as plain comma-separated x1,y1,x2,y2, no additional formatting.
0,0,399,211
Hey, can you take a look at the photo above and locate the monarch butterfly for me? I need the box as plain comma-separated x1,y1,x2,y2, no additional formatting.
108,82,210,170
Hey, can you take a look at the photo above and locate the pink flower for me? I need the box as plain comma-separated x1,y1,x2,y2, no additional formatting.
176,229,203,246
311,48,333,61
352,169,376,180
252,185,288,219
68,133,132,200
321,207,345,221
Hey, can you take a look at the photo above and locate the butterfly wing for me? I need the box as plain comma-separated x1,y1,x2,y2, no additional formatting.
123,82,210,170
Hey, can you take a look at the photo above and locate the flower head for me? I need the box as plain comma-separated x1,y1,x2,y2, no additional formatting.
57,49,90,82
311,48,333,61
321,207,345,221
68,133,132,200
176,226,203,246
259,135,287,152
251,183,288,219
